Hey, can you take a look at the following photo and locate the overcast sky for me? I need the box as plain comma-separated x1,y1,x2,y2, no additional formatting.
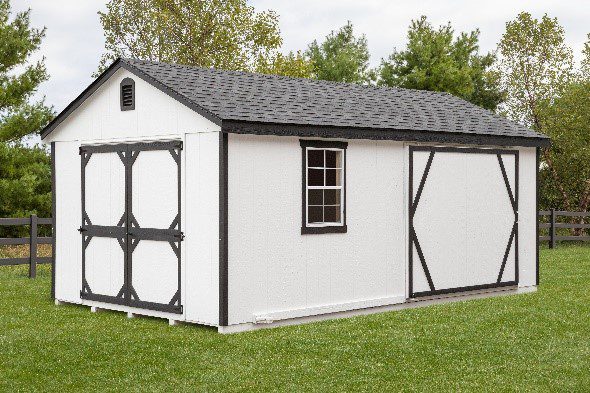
12,0,590,114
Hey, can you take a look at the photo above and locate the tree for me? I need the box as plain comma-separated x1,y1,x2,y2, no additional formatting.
0,143,51,237
497,12,573,129
378,16,504,111
538,81,590,214
256,50,314,78
305,21,372,84
581,34,590,79
0,0,53,142
97,0,283,74
497,12,574,209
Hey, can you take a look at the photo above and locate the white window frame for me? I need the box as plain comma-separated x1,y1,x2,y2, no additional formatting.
305,147,345,227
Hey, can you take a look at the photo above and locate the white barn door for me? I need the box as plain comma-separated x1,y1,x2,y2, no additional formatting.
408,146,518,297
80,141,183,314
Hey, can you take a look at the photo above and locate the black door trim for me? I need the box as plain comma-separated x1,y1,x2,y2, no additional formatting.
79,140,183,314
408,145,519,298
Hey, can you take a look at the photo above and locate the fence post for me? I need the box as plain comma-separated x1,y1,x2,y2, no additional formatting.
550,209,556,249
29,214,37,278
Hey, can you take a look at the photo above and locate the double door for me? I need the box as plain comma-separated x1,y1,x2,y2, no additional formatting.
80,141,183,313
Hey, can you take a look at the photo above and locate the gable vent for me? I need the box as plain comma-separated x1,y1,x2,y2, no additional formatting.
120,78,135,111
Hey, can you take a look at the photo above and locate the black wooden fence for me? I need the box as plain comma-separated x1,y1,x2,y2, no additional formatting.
0,215,53,278
539,210,590,248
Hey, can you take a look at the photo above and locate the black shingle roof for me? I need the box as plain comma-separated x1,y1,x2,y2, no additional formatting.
123,58,547,142
41,58,548,146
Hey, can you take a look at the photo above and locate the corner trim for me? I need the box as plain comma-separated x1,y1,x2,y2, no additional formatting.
536,147,540,285
219,132,229,326
51,142,56,299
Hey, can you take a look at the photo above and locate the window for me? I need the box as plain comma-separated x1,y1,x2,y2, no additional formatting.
120,78,135,111
300,140,347,234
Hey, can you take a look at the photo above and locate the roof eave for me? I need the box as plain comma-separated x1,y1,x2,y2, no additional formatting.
221,120,551,148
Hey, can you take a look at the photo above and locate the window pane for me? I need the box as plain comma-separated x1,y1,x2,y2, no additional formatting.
308,189,323,205
308,206,323,223
325,169,342,186
325,150,341,168
323,206,341,223
307,149,324,167
308,169,324,186
323,189,341,205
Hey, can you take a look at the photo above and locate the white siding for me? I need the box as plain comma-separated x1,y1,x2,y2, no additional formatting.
227,134,406,325
518,147,537,287
54,141,82,303
184,133,220,325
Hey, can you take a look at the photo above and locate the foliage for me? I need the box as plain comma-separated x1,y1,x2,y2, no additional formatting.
0,0,53,142
255,50,314,78
538,81,590,212
0,142,51,237
378,16,505,111
581,34,590,80
497,12,577,211
97,0,283,75
305,21,373,84
497,12,574,129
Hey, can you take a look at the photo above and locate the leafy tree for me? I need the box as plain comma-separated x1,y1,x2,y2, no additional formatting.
97,0,284,74
0,143,51,236
497,12,574,209
581,34,590,79
256,50,314,78
538,81,590,216
0,0,53,142
305,21,372,84
378,16,504,111
497,12,573,129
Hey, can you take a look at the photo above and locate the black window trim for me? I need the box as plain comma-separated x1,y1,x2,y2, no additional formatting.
300,139,348,234
120,77,135,111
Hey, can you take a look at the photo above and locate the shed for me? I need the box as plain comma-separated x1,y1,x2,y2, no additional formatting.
42,58,549,333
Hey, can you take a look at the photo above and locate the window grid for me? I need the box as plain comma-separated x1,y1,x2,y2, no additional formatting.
306,147,344,227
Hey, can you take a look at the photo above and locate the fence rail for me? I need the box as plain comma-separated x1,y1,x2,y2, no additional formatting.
0,215,53,278
539,209,590,248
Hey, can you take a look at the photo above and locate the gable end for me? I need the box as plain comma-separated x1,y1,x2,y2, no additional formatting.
41,58,222,140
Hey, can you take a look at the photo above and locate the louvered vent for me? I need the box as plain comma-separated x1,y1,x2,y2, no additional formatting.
120,78,135,111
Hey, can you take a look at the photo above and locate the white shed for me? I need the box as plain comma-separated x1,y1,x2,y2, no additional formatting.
42,58,549,333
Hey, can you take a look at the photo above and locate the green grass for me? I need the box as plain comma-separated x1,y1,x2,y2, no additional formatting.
1,245,590,392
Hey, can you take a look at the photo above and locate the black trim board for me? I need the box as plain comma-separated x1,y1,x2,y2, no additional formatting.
81,292,182,314
536,147,540,285
408,145,520,298
51,142,56,299
300,139,348,235
41,59,222,139
223,121,550,148
219,132,229,326
412,281,518,298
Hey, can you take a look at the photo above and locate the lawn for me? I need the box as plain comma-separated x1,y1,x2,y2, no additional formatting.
1,245,589,392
